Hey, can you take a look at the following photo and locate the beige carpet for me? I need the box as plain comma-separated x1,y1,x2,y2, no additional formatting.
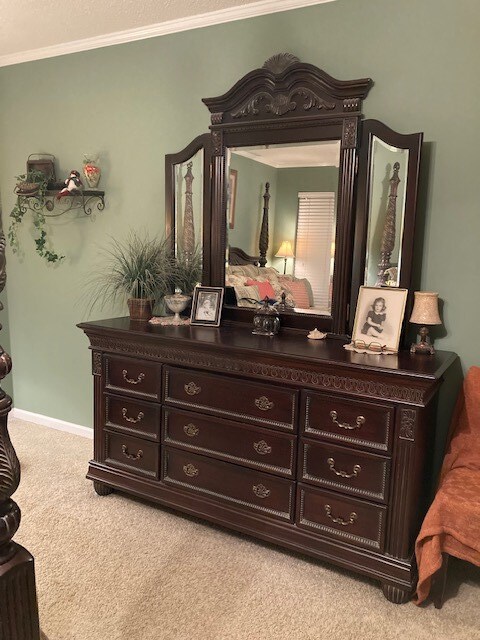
8,418,480,640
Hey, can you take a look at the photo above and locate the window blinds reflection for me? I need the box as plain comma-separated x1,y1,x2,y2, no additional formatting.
294,192,336,315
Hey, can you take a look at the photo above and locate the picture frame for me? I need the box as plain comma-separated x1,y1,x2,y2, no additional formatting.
190,286,224,327
227,168,237,229
351,286,408,353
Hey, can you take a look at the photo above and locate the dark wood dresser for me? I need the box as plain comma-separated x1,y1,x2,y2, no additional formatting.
78,317,457,603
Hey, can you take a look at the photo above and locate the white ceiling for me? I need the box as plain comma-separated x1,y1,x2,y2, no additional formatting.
232,141,341,168
0,0,335,67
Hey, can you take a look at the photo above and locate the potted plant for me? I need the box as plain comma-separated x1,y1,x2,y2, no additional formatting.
170,245,202,295
85,231,171,320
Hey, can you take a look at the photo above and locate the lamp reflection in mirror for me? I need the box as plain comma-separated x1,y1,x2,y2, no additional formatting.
409,291,442,355
275,240,295,274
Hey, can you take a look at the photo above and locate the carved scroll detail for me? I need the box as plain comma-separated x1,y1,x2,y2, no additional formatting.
92,351,102,376
211,130,223,156
342,118,357,148
87,334,427,405
399,409,416,441
232,88,336,119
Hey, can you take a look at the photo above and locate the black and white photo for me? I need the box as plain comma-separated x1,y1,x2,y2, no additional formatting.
352,286,408,352
190,286,224,327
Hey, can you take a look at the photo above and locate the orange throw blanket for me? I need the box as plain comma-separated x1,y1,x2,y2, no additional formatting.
414,366,480,604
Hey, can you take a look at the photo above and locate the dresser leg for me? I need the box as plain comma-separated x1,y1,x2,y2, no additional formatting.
93,481,113,496
381,583,412,604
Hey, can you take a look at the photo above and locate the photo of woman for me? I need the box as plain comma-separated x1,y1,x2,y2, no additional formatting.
190,286,224,327
361,297,387,337
196,293,217,321
351,286,408,353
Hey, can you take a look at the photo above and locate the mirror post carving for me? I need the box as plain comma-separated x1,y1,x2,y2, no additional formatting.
0,231,41,639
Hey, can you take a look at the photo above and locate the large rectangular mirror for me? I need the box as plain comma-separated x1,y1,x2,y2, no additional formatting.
225,141,340,316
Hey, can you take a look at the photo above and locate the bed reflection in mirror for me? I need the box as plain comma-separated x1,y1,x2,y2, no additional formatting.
364,137,409,287
225,141,340,317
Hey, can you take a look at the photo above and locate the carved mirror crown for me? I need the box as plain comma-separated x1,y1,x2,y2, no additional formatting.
203,53,372,129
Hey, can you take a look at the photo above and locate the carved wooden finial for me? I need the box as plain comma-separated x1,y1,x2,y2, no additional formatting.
262,53,300,74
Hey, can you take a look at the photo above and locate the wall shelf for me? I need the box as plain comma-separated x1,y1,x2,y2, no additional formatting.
17,189,105,217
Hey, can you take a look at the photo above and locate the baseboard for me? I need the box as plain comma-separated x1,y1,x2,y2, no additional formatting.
11,408,93,439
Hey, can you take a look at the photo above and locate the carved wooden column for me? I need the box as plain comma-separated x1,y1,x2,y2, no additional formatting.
376,162,400,286
258,182,270,268
0,231,41,639
182,161,195,261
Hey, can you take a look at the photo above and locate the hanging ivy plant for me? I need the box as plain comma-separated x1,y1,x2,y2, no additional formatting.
8,170,65,264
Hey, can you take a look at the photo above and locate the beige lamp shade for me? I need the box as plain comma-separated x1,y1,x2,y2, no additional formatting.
409,291,442,325
275,240,295,259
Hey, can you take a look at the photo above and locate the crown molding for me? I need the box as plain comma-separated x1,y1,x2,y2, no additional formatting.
0,0,336,68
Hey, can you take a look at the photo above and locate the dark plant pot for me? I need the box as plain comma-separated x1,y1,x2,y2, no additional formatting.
127,298,153,321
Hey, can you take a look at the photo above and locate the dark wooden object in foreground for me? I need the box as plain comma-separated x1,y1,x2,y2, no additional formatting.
79,317,457,604
0,231,40,640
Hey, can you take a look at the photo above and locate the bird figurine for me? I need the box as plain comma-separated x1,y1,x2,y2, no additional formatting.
56,170,83,199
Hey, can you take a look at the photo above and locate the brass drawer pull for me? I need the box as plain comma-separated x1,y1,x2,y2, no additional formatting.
184,382,201,396
255,396,274,411
121,445,143,461
324,504,357,527
253,483,271,499
330,410,365,430
184,423,199,437
122,370,145,385
121,408,144,424
327,458,361,479
183,463,199,478
253,440,272,455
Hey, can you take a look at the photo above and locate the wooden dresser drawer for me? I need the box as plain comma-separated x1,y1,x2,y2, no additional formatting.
162,448,295,521
302,391,393,453
105,355,162,401
103,431,160,479
297,484,387,551
163,408,296,477
105,394,161,441
300,439,390,503
164,366,298,431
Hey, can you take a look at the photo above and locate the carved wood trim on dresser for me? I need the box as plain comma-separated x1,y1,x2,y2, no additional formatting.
78,318,457,604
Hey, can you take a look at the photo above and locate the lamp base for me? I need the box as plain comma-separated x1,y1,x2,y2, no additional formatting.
410,326,435,355
410,341,435,355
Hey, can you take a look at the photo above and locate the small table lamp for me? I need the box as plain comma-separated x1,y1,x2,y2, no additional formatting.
275,240,295,274
409,291,442,355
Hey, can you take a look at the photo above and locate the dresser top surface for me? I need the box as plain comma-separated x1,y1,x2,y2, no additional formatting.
78,317,457,382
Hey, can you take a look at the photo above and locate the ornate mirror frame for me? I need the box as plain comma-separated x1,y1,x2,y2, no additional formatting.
350,120,423,333
165,54,424,337
202,54,372,334
165,133,213,284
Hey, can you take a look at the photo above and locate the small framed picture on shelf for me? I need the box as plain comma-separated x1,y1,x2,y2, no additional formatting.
190,286,224,327
351,286,408,353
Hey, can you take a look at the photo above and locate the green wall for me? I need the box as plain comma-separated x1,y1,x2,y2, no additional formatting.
0,0,478,428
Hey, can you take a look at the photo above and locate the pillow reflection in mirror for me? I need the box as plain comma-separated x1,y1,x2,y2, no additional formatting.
245,278,276,300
